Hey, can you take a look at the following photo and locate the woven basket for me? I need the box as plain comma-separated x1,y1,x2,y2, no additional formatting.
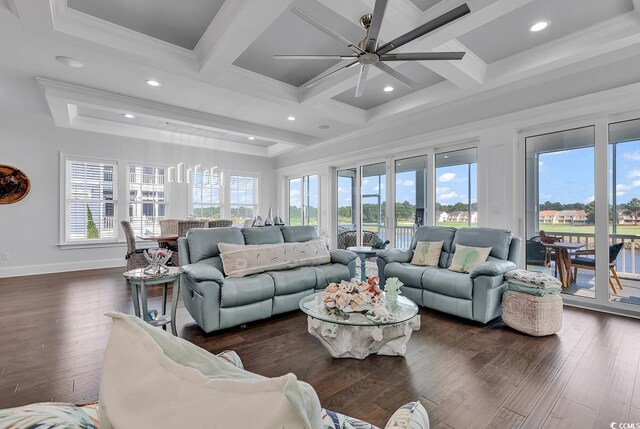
502,290,563,336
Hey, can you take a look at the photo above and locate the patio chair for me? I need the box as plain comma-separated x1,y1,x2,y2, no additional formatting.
526,236,548,266
539,230,562,269
570,242,624,294
121,221,153,271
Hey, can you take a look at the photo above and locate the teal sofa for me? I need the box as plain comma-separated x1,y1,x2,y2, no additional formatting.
377,226,521,324
178,225,357,333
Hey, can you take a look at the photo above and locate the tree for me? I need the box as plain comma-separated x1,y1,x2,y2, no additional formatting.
584,201,595,224
625,198,640,225
86,205,99,239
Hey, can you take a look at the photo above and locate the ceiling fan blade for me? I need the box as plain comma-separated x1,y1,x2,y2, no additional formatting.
274,55,357,60
376,3,470,56
291,8,364,53
374,62,419,89
305,60,358,88
365,0,389,52
380,52,466,61
355,64,371,98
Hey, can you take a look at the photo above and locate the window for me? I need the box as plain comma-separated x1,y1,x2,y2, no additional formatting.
289,175,319,226
127,165,167,236
394,155,427,249
229,174,258,226
65,159,117,241
192,170,222,219
435,148,477,227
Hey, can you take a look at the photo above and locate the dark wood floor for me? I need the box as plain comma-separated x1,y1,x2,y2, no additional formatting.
1,268,640,428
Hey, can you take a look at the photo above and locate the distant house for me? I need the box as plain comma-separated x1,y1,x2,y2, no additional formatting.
617,211,637,225
539,210,558,224
539,210,587,224
447,211,477,223
435,211,449,222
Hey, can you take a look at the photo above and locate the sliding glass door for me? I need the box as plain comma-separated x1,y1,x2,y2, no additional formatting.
361,162,386,246
394,155,427,249
609,118,640,305
337,168,357,248
435,148,477,227
525,126,597,299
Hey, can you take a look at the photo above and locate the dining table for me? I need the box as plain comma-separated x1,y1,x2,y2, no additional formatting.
542,241,586,288
137,235,179,246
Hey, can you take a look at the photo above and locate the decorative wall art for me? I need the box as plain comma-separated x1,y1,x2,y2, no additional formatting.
0,165,30,204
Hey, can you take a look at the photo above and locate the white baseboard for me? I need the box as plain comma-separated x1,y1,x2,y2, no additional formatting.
0,258,125,278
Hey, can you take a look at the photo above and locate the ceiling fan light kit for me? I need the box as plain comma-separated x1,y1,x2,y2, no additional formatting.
275,1,470,97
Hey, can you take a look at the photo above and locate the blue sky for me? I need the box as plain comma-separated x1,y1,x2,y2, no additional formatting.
335,140,640,209
539,142,640,205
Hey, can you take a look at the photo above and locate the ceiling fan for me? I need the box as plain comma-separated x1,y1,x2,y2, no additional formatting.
274,1,470,97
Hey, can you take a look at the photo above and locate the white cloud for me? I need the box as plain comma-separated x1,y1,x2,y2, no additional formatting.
397,179,415,187
338,186,347,193
438,172,456,183
628,170,640,178
290,189,301,197
362,178,370,186
617,184,630,191
373,185,380,192
617,191,626,197
586,195,595,203
436,187,460,201
624,151,640,161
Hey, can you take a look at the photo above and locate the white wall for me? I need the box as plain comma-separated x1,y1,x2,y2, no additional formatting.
0,112,276,277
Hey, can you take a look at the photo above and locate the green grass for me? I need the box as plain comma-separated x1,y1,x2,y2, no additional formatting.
538,223,640,236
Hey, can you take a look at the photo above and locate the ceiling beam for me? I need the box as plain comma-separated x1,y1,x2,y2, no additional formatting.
196,0,295,74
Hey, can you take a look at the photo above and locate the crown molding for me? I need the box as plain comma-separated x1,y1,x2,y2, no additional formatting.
36,77,313,156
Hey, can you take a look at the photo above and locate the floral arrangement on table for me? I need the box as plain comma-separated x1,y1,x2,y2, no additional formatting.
322,276,383,313
143,248,172,275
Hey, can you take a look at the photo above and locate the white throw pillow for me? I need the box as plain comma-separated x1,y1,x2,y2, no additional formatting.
448,244,492,273
99,312,322,429
410,241,444,267
219,238,331,278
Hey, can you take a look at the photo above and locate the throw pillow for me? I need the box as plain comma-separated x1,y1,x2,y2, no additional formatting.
219,238,331,278
384,401,430,429
410,241,443,266
448,244,492,273
100,312,322,429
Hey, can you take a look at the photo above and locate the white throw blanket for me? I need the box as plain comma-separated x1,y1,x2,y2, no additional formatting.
504,269,562,289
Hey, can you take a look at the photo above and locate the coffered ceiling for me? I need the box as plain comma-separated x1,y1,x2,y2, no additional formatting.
1,0,640,157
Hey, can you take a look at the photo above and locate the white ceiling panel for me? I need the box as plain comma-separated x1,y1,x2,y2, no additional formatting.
406,0,445,13
458,0,634,64
67,0,225,50
332,62,445,110
233,0,366,87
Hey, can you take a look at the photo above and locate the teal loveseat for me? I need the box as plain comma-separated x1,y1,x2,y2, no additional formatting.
178,225,357,333
377,226,521,323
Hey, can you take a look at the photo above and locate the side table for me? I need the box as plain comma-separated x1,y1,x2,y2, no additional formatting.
347,246,379,281
123,267,181,335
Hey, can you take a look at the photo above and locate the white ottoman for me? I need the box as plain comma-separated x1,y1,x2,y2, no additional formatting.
502,290,563,336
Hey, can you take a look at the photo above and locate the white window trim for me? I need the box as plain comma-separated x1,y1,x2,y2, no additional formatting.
189,169,224,219
60,153,120,246
126,162,171,237
287,174,321,226
225,170,260,223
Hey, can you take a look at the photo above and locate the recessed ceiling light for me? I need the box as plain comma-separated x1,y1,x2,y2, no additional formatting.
318,124,330,129
55,56,83,68
287,116,296,121
146,79,162,87
123,113,135,119
383,86,394,92
248,136,255,140
529,21,550,32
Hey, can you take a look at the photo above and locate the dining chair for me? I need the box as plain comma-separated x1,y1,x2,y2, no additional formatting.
570,242,624,294
121,220,151,271
208,219,233,228
168,220,206,267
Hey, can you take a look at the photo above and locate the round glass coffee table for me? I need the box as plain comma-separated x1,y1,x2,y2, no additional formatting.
299,292,420,359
